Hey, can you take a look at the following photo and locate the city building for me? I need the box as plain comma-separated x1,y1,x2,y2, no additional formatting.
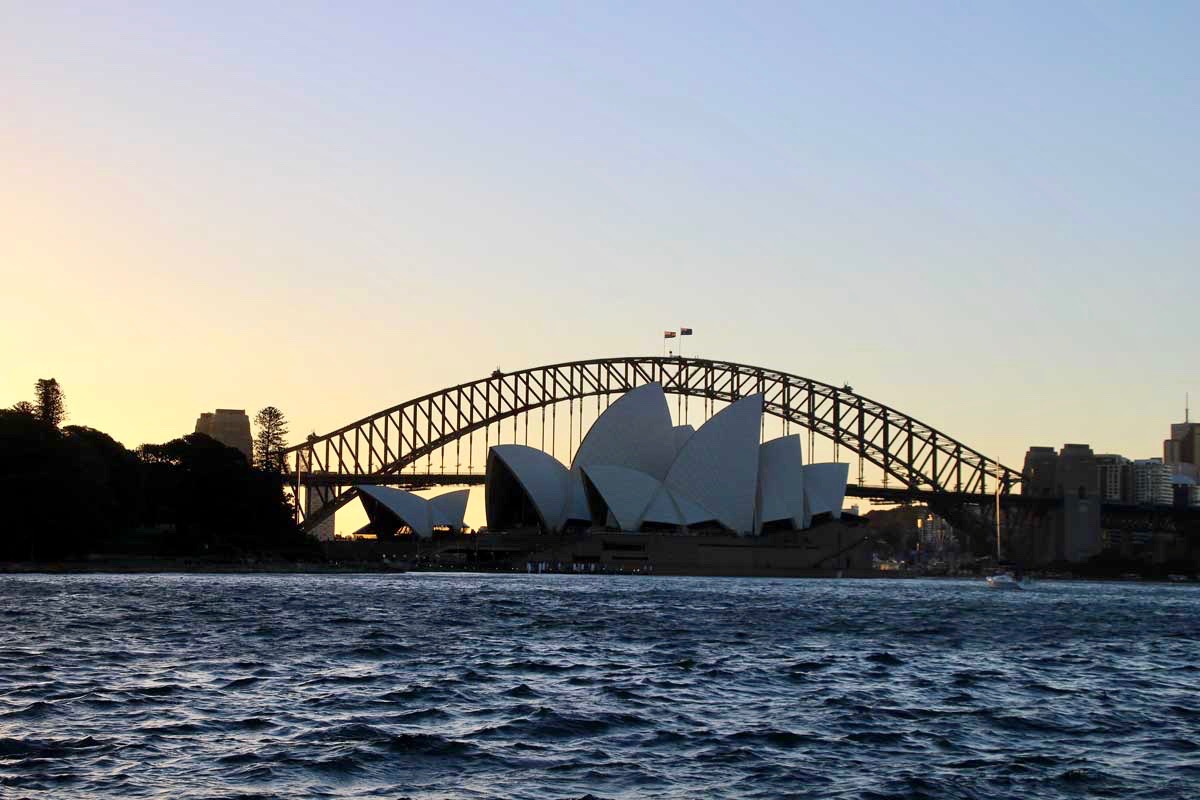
194,409,252,463
1057,444,1101,563
1022,447,1059,497
1163,409,1200,481
1168,474,1200,508
1057,444,1098,499
1095,454,1132,503
1020,444,1101,564
916,512,955,552
1132,458,1174,506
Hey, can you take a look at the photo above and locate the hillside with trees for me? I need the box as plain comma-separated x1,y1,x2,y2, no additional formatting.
1,382,318,563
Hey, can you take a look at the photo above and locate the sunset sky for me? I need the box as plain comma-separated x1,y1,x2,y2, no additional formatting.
3,1,1197,493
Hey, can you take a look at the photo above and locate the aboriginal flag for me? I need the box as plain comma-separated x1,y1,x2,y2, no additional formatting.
663,331,677,339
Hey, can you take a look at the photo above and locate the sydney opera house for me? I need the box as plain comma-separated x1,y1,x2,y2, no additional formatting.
355,384,868,575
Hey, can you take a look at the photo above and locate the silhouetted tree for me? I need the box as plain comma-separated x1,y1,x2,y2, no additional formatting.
10,401,35,416
136,433,307,556
34,378,66,428
253,406,289,472
0,409,68,559
62,426,142,550
0,414,317,562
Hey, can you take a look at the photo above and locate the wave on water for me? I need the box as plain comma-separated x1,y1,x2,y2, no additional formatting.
0,574,1198,798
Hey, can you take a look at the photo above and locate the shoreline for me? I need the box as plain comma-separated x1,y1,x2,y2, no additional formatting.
0,560,408,575
0,561,1194,583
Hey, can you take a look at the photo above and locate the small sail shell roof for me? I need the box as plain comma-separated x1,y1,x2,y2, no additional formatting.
758,435,808,531
804,462,850,518
430,489,470,528
356,484,469,539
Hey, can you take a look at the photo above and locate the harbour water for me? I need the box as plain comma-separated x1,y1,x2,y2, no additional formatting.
1,574,1198,799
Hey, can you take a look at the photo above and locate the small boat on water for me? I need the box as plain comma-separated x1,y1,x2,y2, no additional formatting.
986,572,1024,590
985,473,1027,590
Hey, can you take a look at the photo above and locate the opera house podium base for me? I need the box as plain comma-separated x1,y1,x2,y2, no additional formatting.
421,518,872,578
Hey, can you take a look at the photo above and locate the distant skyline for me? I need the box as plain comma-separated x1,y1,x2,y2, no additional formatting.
3,2,1197,480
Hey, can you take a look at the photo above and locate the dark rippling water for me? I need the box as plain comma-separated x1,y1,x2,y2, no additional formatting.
2,574,1198,799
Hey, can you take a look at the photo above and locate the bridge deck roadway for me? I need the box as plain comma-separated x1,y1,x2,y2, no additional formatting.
286,471,1056,508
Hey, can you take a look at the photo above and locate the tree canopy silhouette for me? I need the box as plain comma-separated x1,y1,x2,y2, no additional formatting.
34,378,66,428
253,406,289,472
0,409,317,562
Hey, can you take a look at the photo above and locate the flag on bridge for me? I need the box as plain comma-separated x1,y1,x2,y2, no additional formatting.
680,327,693,336
663,331,677,339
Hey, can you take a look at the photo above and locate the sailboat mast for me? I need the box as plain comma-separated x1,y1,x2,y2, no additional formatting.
995,463,1002,561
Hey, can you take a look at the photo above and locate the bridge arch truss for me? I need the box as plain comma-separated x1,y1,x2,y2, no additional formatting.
284,356,1022,531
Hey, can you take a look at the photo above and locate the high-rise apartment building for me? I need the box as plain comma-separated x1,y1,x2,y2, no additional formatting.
1095,454,1132,503
195,409,253,463
1132,458,1174,506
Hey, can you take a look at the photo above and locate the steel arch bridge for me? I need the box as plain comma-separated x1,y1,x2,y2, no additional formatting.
284,356,1022,532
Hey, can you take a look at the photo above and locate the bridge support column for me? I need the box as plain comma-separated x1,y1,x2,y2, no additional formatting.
303,485,338,541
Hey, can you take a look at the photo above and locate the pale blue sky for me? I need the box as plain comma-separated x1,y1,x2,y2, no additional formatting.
2,1,1196,480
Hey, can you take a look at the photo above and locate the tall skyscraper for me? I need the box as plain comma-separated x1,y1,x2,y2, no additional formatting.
195,409,253,463
1163,398,1200,480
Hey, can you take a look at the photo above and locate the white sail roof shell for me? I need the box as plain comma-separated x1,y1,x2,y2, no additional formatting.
804,462,849,518
580,464,661,531
757,435,809,531
664,394,763,535
357,484,436,538
429,489,470,529
487,445,571,532
570,383,676,480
